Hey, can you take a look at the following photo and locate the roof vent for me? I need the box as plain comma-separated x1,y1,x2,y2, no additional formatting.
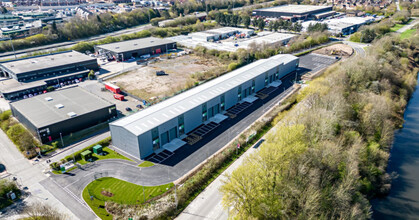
150,40,154,43
55,104,64,109
115,46,120,49
45,97,53,101
134,43,137,46
69,55,72,57
51,58,54,60
67,112,77,118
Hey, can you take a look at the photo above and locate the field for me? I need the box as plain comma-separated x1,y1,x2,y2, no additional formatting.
106,55,224,102
83,177,173,219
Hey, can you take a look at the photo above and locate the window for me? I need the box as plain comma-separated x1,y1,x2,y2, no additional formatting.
220,94,225,111
202,103,207,122
265,73,268,86
152,127,160,151
252,80,255,94
238,85,242,101
178,115,185,136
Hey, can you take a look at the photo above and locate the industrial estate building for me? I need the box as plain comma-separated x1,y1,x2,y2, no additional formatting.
110,54,299,160
301,16,377,35
189,27,254,42
0,51,99,100
94,37,176,61
10,86,117,144
252,5,334,21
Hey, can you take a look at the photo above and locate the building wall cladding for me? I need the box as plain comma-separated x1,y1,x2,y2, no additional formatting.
110,56,299,159
11,103,117,144
10,104,40,139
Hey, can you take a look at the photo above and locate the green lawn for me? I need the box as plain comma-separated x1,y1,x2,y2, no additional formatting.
77,147,133,165
400,29,416,39
52,166,77,175
138,161,154,167
82,177,173,219
391,23,405,32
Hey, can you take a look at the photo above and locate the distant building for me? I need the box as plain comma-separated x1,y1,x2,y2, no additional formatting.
189,27,254,42
0,51,99,100
75,6,93,19
252,4,334,21
10,86,117,143
95,37,176,61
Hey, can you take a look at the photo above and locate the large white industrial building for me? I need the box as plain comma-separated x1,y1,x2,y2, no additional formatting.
110,54,299,160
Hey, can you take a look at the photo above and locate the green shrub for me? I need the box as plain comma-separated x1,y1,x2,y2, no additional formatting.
228,62,239,71
0,110,11,121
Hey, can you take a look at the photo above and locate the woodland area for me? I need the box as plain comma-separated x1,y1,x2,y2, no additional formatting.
221,33,419,219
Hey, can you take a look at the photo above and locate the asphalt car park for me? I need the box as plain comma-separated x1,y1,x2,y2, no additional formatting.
78,80,141,116
298,53,337,74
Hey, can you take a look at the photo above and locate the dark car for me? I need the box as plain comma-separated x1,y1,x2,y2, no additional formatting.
125,107,132,111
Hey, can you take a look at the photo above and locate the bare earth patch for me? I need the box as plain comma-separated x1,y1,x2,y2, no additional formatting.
313,44,353,57
106,55,223,101
101,190,114,197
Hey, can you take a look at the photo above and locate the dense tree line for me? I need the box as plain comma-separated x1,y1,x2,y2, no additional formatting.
307,22,328,32
170,0,248,16
221,34,419,219
0,8,159,53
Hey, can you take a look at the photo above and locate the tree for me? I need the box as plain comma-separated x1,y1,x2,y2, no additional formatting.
273,21,279,32
257,17,265,31
242,15,251,29
24,202,67,220
268,21,274,31
88,70,96,79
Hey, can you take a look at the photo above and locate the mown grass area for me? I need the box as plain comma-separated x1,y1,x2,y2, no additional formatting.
77,147,133,165
82,177,173,220
400,29,416,39
390,23,406,32
138,161,154,167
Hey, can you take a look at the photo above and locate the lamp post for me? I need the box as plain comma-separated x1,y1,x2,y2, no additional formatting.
9,37,17,60
59,132,64,147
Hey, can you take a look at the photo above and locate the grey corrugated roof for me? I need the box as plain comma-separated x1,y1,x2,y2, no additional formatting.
110,54,298,136
95,37,175,53
0,51,96,75
254,5,332,14
10,86,114,128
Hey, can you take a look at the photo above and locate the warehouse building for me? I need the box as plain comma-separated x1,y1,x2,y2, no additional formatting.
253,5,334,21
189,27,254,42
0,51,99,100
0,51,98,82
110,54,299,160
10,86,117,144
94,37,176,61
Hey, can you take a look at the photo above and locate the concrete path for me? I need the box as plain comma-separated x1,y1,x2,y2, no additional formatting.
396,18,419,34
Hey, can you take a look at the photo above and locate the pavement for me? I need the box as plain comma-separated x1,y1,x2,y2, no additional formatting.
396,18,419,34
176,139,265,220
0,126,80,220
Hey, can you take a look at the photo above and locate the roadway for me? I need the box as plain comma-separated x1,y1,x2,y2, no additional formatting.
0,126,81,219
0,23,152,60
176,54,344,220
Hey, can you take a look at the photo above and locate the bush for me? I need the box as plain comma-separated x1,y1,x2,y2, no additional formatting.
227,62,239,71
0,110,11,121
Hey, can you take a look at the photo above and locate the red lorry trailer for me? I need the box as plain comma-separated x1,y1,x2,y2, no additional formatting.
104,82,121,94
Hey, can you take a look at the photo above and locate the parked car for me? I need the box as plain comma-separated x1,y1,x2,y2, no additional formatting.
125,107,132,111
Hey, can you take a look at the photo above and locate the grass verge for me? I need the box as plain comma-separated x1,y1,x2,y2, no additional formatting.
400,29,416,39
138,161,154,167
82,177,173,220
391,23,406,32
76,147,133,165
